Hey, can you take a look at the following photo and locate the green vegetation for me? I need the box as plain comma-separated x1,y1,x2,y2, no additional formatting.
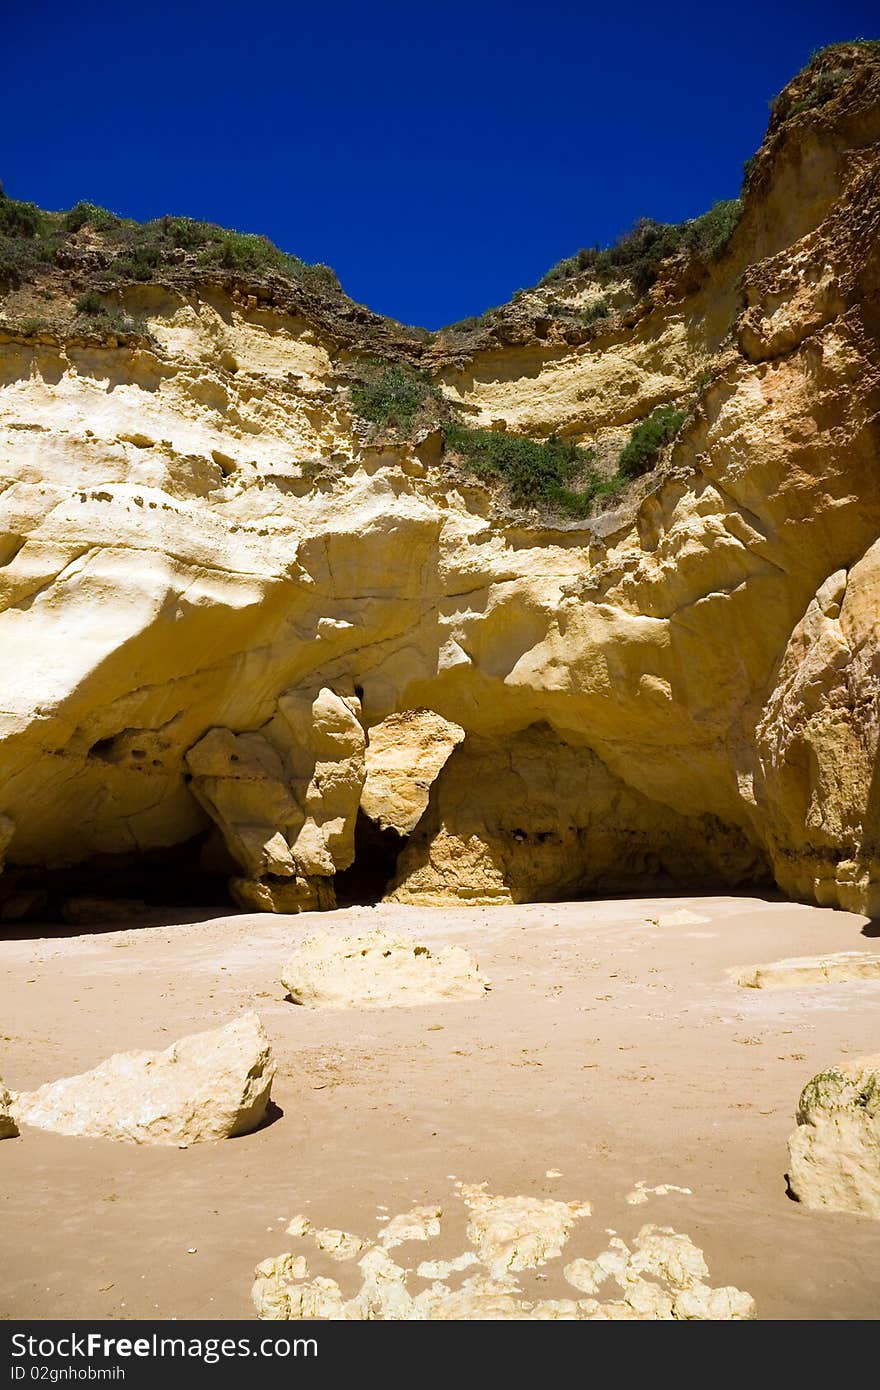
540,199,743,297
772,66,850,120
350,363,441,429
0,186,341,295
104,242,165,281
12,315,50,336
197,230,297,275
64,201,120,234
75,289,104,314
349,361,692,516
579,297,610,325
811,38,880,56
72,307,150,338
73,287,149,337
770,39,880,123
0,194,45,239
0,187,58,284
443,422,601,517
617,405,686,480
443,401,688,515
442,307,499,333
545,295,610,327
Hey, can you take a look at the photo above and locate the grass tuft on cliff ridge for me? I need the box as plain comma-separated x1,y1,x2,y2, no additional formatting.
540,199,743,297
0,187,342,295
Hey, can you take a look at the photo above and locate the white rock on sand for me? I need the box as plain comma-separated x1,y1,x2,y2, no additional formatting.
787,1055,880,1218
252,1187,756,1320
0,1081,19,1140
280,929,490,1009
460,1184,592,1275
12,1013,275,1146
378,1204,442,1249
732,951,880,989
313,1229,368,1261
645,909,711,928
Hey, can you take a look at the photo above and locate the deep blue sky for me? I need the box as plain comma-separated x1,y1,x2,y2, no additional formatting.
3,1,877,327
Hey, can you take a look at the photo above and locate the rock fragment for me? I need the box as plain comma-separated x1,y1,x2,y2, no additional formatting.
253,1185,756,1320
787,1055,880,1217
360,710,465,834
460,1183,592,1274
281,929,490,1009
0,1081,19,1140
732,951,880,989
12,1013,275,1146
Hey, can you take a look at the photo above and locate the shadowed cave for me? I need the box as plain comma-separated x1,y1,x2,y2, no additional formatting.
0,724,777,928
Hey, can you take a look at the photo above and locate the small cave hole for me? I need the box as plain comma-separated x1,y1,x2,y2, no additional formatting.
87,736,118,763
334,810,405,907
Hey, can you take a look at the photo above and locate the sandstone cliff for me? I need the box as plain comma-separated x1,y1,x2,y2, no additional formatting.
0,42,878,919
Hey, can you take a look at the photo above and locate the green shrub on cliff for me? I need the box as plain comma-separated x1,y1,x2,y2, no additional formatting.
64,201,120,234
443,422,599,516
351,364,440,429
617,405,686,479
540,200,742,296
197,230,296,275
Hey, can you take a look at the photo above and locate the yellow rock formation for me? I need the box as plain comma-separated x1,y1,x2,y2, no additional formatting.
0,44,878,916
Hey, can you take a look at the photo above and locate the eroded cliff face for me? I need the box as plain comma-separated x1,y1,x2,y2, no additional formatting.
0,45,878,919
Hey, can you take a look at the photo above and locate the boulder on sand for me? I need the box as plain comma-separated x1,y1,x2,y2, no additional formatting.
281,928,490,1009
0,1081,18,1139
787,1055,880,1217
12,1013,275,1146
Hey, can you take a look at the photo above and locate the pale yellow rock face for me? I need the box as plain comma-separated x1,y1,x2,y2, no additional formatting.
11,1013,275,1146
280,928,490,1009
0,1080,18,1139
186,686,364,905
0,57,878,915
390,726,765,905
787,1056,880,1219
732,951,880,989
755,541,880,915
361,709,464,834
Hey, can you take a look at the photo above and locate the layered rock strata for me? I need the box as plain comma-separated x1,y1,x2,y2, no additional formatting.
0,45,878,915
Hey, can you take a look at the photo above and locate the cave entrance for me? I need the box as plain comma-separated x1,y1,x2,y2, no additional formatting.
0,833,233,929
334,811,405,907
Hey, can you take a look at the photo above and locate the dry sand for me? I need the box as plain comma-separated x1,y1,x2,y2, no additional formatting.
1,894,879,1320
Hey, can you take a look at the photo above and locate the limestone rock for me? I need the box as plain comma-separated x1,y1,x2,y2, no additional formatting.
230,875,336,914
313,1229,368,1261
1,48,880,915
0,1081,19,1140
391,727,766,906
378,1204,442,1249
787,1056,880,1218
361,710,465,834
253,1259,344,1320
460,1183,592,1274
186,688,364,899
754,545,880,916
733,951,880,989
12,1013,275,1146
280,928,490,1009
252,1183,756,1319
0,816,15,875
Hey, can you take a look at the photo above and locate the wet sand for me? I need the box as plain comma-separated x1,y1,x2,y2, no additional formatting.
1,894,879,1320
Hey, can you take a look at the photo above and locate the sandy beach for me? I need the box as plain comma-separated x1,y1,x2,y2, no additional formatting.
1,893,878,1320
